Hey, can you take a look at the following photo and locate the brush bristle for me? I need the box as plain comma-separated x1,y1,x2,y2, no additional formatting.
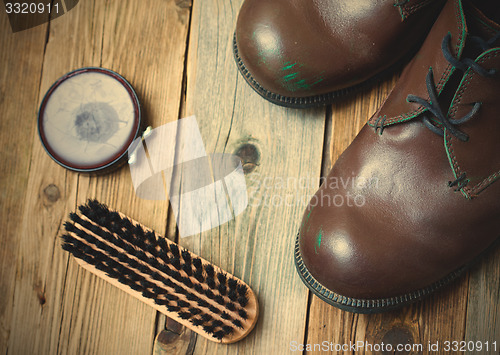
61,199,255,343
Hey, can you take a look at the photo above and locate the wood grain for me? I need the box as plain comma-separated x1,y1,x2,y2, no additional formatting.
177,0,326,352
0,12,48,355
465,246,500,351
3,0,190,354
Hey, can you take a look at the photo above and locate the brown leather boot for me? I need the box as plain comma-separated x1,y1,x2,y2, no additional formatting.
234,0,445,108
295,0,500,313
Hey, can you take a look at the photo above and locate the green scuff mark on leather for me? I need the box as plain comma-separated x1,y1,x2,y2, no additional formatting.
282,62,297,71
306,208,313,221
301,206,314,231
280,68,325,93
314,228,323,254
283,72,298,81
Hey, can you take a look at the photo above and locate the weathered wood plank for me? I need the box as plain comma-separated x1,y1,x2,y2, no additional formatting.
0,12,48,354
465,246,500,353
6,0,190,354
175,0,326,352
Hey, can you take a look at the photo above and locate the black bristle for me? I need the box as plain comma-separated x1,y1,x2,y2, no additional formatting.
151,272,162,282
129,283,143,292
170,244,180,258
226,302,236,311
237,296,248,307
214,295,225,305
186,293,197,301
139,280,150,289
171,257,181,270
204,264,215,278
208,305,220,314
178,312,191,320
180,276,193,288
167,305,180,312
133,224,145,238
157,251,170,263
218,284,227,296
95,262,107,272
213,331,225,340
227,278,238,290
174,285,185,294
181,250,191,264
212,320,223,328
138,264,150,275
197,299,209,308
207,278,216,289
145,231,156,244
205,289,215,299
192,258,202,270
181,263,193,276
165,294,179,301
108,211,121,222
151,286,164,295
154,298,169,306
142,290,155,299
189,307,202,315
203,325,215,334
222,326,234,335
220,312,231,320
194,270,205,283
201,314,212,322
117,275,129,285
168,269,182,281
238,309,248,320
194,284,204,295
177,300,189,308
97,216,107,226
145,243,158,255
217,273,226,285
157,238,168,251
160,274,174,286
232,319,243,329
237,284,248,296
190,318,204,326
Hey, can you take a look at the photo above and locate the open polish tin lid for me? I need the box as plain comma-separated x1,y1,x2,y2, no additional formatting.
38,67,141,173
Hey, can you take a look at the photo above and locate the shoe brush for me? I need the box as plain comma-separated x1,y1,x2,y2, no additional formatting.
61,199,258,343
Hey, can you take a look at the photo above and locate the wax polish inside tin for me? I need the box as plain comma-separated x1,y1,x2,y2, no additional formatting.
38,67,141,173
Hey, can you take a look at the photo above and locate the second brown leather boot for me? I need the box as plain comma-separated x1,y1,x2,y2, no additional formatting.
234,0,445,108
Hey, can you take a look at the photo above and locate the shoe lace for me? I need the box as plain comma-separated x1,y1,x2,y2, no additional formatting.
405,31,499,190
406,32,500,142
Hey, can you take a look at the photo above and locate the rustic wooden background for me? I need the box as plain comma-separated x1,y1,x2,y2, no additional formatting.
1,1,498,354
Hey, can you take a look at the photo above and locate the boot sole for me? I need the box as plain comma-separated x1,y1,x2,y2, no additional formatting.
294,231,499,313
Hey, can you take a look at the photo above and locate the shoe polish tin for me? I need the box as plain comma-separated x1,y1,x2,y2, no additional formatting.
38,67,141,173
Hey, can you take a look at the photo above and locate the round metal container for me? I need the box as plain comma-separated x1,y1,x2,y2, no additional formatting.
38,67,141,173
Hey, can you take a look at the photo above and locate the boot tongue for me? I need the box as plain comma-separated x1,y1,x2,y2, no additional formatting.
462,1,500,58
436,2,500,115
369,0,468,128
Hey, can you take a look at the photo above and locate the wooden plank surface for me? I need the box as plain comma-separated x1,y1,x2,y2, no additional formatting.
172,0,326,352
1,0,499,354
2,0,190,354
0,10,48,355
